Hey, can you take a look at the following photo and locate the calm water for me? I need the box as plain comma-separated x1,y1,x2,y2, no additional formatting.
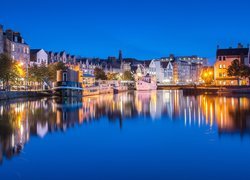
0,90,250,180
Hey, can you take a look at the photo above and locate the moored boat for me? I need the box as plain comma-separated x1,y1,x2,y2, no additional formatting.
136,74,157,91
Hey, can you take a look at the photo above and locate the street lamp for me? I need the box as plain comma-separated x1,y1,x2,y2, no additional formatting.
19,60,29,91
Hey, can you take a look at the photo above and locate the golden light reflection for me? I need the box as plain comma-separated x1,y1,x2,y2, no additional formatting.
1,91,250,163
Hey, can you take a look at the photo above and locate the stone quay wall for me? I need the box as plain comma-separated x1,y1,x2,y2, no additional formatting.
0,91,52,100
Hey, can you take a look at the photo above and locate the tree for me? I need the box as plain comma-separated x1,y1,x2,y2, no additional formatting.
48,62,67,82
122,71,134,81
201,69,213,85
94,67,107,80
0,54,20,90
227,59,250,85
107,72,119,80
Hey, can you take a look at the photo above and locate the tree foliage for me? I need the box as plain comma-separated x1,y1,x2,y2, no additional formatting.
48,62,67,82
122,71,134,81
29,62,67,83
227,59,242,77
94,67,107,80
0,53,20,90
227,59,250,85
107,72,119,80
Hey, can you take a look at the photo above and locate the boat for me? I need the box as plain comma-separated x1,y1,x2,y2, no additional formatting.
82,86,100,96
136,74,157,91
111,81,128,94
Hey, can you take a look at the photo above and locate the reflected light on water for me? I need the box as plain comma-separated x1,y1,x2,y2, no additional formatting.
0,90,250,164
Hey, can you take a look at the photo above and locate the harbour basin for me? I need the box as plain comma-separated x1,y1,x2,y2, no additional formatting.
0,90,250,180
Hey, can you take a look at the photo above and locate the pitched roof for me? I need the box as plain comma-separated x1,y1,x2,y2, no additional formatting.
217,48,249,57
30,49,42,54
160,61,169,68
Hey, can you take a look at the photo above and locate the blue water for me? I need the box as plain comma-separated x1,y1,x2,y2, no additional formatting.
0,90,250,180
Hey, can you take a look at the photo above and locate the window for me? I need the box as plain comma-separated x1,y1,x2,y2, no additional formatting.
223,56,226,61
219,64,222,69
219,73,222,77
219,56,222,61
12,44,15,51
223,64,226,69
63,73,67,81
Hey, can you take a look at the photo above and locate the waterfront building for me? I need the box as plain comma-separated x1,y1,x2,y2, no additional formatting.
214,43,250,85
47,50,76,65
53,69,82,97
30,49,48,66
176,55,207,65
148,59,173,83
161,61,174,84
77,58,100,75
121,61,131,72
0,24,30,64
172,60,191,84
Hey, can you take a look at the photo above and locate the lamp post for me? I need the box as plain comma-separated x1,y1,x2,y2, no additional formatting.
19,59,29,91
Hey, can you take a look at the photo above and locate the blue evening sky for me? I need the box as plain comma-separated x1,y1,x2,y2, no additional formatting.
1,0,250,63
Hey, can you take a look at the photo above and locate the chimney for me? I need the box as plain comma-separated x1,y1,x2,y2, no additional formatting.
238,43,243,48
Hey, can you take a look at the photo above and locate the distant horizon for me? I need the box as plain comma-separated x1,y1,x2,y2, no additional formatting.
1,0,250,65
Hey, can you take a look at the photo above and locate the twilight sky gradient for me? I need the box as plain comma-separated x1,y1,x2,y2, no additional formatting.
1,0,250,63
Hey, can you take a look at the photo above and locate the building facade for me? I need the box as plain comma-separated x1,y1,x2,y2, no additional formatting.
48,50,76,65
30,49,48,66
148,59,174,83
0,25,30,64
214,44,250,85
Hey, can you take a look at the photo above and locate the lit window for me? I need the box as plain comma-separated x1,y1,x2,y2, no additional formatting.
223,65,226,68
12,44,15,51
219,64,222,69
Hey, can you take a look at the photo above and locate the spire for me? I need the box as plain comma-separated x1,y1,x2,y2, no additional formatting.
118,50,123,63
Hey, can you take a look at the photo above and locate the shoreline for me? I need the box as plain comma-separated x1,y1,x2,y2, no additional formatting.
1,86,250,101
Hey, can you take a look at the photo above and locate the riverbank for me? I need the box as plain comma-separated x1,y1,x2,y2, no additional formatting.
0,91,52,100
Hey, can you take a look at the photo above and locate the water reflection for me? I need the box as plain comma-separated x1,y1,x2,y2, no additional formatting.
0,90,250,164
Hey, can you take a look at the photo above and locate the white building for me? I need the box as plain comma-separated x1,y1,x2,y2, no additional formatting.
148,59,173,83
30,49,48,66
